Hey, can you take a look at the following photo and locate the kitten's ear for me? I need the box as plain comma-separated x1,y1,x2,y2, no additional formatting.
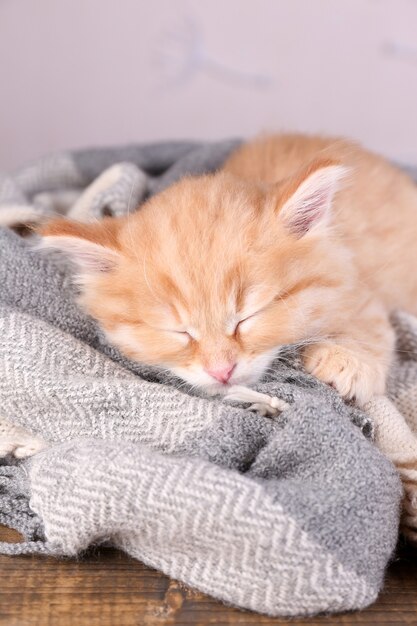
275,159,349,238
38,218,122,273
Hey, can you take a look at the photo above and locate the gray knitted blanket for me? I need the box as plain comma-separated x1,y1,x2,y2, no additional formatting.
0,142,406,617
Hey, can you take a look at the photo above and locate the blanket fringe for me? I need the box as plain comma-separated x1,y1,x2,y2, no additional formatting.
0,462,49,555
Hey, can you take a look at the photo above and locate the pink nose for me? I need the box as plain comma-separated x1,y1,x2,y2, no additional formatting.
205,363,236,384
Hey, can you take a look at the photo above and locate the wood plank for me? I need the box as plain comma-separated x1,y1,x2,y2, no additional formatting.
0,525,416,625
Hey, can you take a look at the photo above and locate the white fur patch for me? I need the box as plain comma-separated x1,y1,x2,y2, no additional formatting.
171,365,217,391
171,346,280,394
105,324,144,355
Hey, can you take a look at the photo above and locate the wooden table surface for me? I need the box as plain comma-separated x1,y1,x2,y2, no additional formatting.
0,526,416,626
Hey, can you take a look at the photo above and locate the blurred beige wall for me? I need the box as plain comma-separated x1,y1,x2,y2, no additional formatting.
1,0,417,170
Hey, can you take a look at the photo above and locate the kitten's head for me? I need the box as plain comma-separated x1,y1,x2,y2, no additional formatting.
40,159,350,394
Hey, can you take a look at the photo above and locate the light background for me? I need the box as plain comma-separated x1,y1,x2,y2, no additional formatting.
1,0,417,170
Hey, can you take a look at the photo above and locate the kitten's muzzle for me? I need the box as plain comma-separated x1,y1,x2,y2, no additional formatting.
204,363,236,384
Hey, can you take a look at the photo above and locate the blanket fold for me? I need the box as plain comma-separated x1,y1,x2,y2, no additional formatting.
0,141,409,617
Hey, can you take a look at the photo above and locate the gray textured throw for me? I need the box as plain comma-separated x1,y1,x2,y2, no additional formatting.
0,142,405,617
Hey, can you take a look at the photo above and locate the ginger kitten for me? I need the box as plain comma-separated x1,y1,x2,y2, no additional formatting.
40,134,417,406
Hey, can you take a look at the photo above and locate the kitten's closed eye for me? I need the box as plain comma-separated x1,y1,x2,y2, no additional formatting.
235,313,259,334
234,293,286,335
161,327,200,346
168,329,193,345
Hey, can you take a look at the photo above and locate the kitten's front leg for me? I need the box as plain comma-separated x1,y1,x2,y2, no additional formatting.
224,386,289,416
0,417,48,459
302,302,395,407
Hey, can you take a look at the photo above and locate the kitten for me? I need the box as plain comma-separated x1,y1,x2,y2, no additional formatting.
40,134,417,407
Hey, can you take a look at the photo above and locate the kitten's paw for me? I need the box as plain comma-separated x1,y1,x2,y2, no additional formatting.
303,342,385,406
248,402,279,417
223,385,289,417
0,436,48,459
0,417,48,459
